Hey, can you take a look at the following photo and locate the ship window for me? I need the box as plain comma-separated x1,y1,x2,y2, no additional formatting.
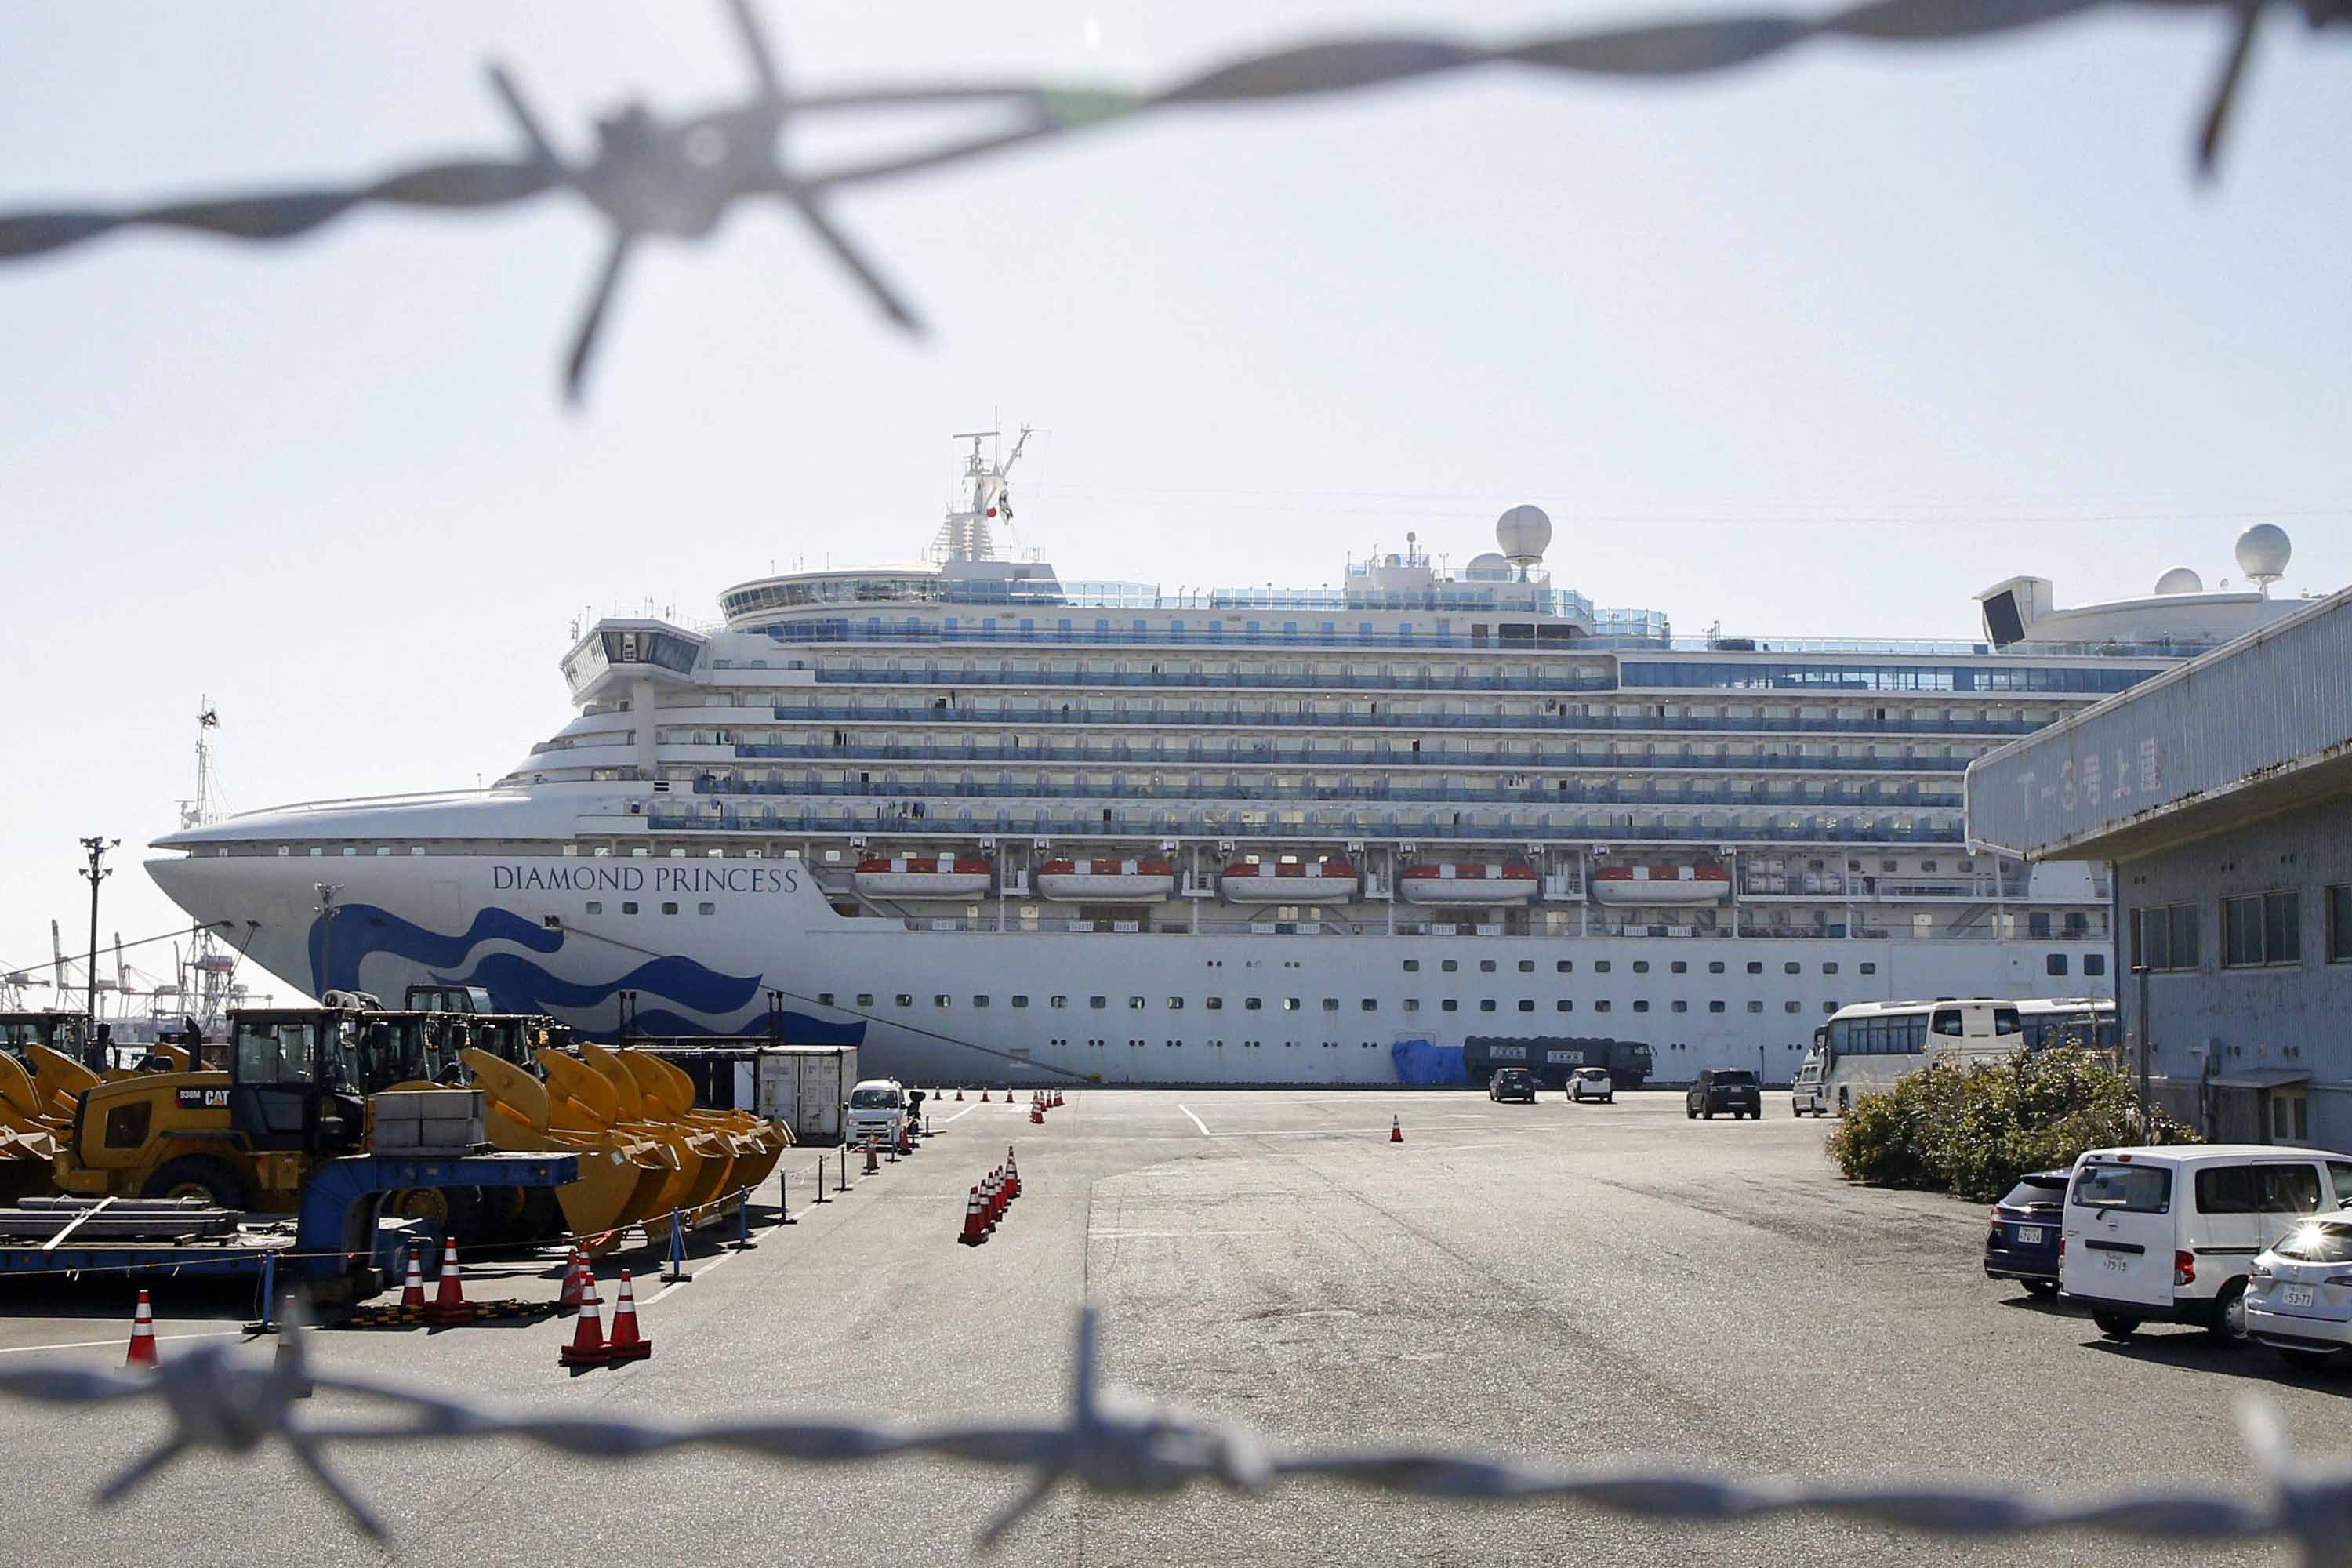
1206,997,1224,1011
1633,1000,1649,1013
856,993,874,1007
1283,999,1300,1011
1824,1001,1840,1013
1479,960,1497,973
973,996,991,1008
1479,1000,1497,1012
1747,961,1763,975
1012,996,1029,1007
699,902,716,916
1130,996,1146,1010
1403,959,1421,972
1783,961,1799,975
2085,953,2107,977
1517,960,1534,973
622,902,639,915
1441,1000,1458,1012
586,902,603,915
1517,1000,1535,1012
656,902,677,915
1860,962,1878,975
1822,962,1838,975
1091,996,1108,1009
1786,1000,1802,1013
816,993,833,1006
2047,954,2069,976
1555,960,1573,974
1748,1000,1765,1013
1709,960,1725,974
1672,1000,1689,1013
1633,961,1650,975
1403,1000,1421,1012
1361,1000,1377,1011
1556,1000,1572,1012
895,994,913,1007
935,995,952,1007
1710,1000,1726,1013
1594,961,1611,974
1441,960,1459,973
1595,1000,1612,1013
1245,998,1263,1011
1050,996,1068,1009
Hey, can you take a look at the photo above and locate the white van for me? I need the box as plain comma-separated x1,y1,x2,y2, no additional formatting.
844,1077,906,1149
2060,1145,2352,1345
1789,1052,1828,1117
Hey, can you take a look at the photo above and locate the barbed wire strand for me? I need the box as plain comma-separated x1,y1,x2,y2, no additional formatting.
0,1307,2345,1561
1,0,2346,399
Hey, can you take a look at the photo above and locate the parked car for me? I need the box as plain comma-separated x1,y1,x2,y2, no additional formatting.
1790,1053,1828,1117
1569,1067,1614,1104
1983,1169,2070,1296
2246,1218,2352,1369
1488,1067,1538,1103
844,1077,906,1149
2060,1145,2352,1345
1686,1069,1762,1120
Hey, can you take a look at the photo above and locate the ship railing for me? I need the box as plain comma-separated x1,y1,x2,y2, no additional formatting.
880,914,2081,942
212,786,506,821
644,808,1967,845
739,713,2044,738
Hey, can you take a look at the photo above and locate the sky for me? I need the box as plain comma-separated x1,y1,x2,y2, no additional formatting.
2,2,2347,1004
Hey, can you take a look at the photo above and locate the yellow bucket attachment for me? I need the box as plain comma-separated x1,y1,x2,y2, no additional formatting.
466,1049,670,1250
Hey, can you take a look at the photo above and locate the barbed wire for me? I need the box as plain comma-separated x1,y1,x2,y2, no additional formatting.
0,0,2344,401
1,1306,2347,1561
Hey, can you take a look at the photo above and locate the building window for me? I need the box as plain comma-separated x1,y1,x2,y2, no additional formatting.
2330,885,2352,963
2223,891,2300,968
2046,953,2069,977
2131,902,2200,971
2083,955,2105,978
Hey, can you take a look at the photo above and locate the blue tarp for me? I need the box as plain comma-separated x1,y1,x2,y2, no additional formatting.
1389,1037,1467,1086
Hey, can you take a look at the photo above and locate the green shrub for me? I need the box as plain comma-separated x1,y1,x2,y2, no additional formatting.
1825,1047,2201,1202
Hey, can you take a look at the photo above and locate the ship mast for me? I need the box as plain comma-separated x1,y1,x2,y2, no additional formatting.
928,424,1033,564
176,702,234,1033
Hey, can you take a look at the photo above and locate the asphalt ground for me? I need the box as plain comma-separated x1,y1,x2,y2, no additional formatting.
0,1089,2341,1566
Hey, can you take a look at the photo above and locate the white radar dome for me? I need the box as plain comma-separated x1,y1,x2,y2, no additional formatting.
2235,523,2291,588
2154,567,2205,596
1464,551,1513,582
1496,504,1553,566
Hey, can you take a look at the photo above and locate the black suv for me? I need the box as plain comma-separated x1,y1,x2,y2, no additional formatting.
1686,1069,1762,1120
1487,1067,1538,1103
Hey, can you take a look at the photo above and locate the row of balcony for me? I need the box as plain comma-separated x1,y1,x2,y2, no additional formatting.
746,703,2035,742
684,778,1960,808
720,739,1973,773
644,808,1969,844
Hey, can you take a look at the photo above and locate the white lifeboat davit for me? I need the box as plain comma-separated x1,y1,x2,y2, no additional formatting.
1398,862,1538,906
1034,857,1177,903
1589,863,1732,906
1218,858,1360,904
853,855,993,898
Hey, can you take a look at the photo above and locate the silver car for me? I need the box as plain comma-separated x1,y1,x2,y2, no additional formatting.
2245,1218,2352,1370
1569,1066,1614,1104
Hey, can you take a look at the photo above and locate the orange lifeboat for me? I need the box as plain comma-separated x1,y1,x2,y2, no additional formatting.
852,855,993,898
1589,862,1731,906
1218,858,1359,904
1034,857,1178,903
1398,862,1538,906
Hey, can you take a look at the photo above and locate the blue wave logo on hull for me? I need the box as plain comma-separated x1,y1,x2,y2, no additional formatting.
308,905,559,997
303,902,860,1044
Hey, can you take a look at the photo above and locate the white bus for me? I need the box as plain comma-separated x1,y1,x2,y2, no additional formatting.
1814,998,2024,1116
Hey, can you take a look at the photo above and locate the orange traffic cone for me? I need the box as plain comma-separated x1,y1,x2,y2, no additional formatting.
898,1120,913,1158
979,1090,989,1103
982,1171,1001,1229
958,1185,988,1245
125,1289,158,1369
1030,1104,1044,1124
606,1269,652,1362
863,1136,880,1174
1389,1115,1403,1143
399,1245,426,1310
427,1237,471,1325
955,1088,964,1102
1005,1149,1021,1200
560,1271,610,1367
557,1246,586,1314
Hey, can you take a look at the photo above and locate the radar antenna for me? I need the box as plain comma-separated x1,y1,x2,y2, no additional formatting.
930,422,1033,564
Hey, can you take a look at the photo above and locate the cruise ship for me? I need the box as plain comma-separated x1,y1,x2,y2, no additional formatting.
146,434,2313,1085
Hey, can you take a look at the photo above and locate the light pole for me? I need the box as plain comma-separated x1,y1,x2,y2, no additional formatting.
2133,960,2152,1131
314,884,343,1000
78,837,118,1024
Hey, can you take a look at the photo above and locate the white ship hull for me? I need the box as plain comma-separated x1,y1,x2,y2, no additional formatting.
148,851,2110,1087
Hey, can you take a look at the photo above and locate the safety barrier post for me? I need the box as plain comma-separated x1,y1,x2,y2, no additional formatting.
254,1250,278,1333
662,1207,693,1283
811,1159,829,1205
732,1186,756,1251
779,1168,797,1223
836,1143,850,1194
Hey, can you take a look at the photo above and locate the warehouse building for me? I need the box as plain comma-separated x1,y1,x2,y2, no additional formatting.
1968,553,2352,1149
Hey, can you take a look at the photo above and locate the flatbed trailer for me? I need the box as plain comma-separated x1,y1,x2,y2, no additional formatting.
0,1150,579,1301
